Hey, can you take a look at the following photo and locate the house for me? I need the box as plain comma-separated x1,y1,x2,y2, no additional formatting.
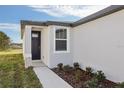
21,5,124,82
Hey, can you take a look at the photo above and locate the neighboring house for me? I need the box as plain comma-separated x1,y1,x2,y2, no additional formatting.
21,5,124,82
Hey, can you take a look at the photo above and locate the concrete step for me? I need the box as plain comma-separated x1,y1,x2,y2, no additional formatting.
32,62,46,67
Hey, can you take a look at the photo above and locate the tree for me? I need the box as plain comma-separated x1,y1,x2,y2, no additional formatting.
0,31,10,50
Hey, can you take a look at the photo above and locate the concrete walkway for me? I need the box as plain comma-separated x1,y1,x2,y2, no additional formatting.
33,67,72,88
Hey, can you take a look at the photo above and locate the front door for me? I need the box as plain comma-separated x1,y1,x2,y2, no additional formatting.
32,31,41,60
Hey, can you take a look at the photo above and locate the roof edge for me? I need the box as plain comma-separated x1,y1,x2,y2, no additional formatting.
72,5,124,27
21,20,72,27
20,5,124,39
21,5,124,28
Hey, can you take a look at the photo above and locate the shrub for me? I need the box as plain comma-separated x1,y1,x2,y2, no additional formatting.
63,65,73,72
117,82,124,88
85,67,93,76
57,63,63,70
75,69,82,81
94,70,106,82
73,62,80,70
84,78,99,88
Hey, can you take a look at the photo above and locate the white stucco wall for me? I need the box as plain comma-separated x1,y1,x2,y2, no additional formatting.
23,26,32,68
41,27,50,66
23,25,72,68
72,9,124,82
48,26,73,68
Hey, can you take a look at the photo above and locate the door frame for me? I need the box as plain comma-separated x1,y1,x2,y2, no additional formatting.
31,31,41,60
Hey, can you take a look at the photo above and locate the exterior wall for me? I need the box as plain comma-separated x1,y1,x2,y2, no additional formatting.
48,26,73,68
23,25,72,68
23,26,32,68
72,9,124,82
41,27,50,66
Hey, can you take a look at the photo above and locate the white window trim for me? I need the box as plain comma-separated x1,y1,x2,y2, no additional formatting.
53,26,70,53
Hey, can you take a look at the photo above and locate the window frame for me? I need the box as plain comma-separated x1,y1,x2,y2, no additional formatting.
54,26,70,53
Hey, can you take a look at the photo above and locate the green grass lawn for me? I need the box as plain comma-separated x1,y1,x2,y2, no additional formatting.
0,49,22,55
0,49,42,88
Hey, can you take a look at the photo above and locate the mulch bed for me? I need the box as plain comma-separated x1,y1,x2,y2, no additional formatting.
52,68,117,88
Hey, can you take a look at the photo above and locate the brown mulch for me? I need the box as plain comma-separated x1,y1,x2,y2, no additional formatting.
52,68,117,88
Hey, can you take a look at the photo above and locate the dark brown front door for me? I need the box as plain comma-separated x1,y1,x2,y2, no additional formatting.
32,31,41,60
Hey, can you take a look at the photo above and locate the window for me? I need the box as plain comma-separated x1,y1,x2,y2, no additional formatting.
32,33,39,38
55,28,68,51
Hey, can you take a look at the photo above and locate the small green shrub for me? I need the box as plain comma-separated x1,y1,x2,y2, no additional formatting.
117,82,124,88
75,69,82,81
73,62,80,70
63,65,73,72
94,70,106,82
84,78,99,88
85,67,93,76
57,63,63,70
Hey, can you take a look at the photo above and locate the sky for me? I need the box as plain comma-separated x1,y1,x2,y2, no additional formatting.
0,5,109,43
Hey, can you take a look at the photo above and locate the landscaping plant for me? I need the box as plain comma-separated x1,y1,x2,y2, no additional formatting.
85,67,93,76
63,65,73,73
52,64,117,88
94,70,106,82
73,62,80,70
117,82,124,88
57,63,63,70
84,77,99,88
